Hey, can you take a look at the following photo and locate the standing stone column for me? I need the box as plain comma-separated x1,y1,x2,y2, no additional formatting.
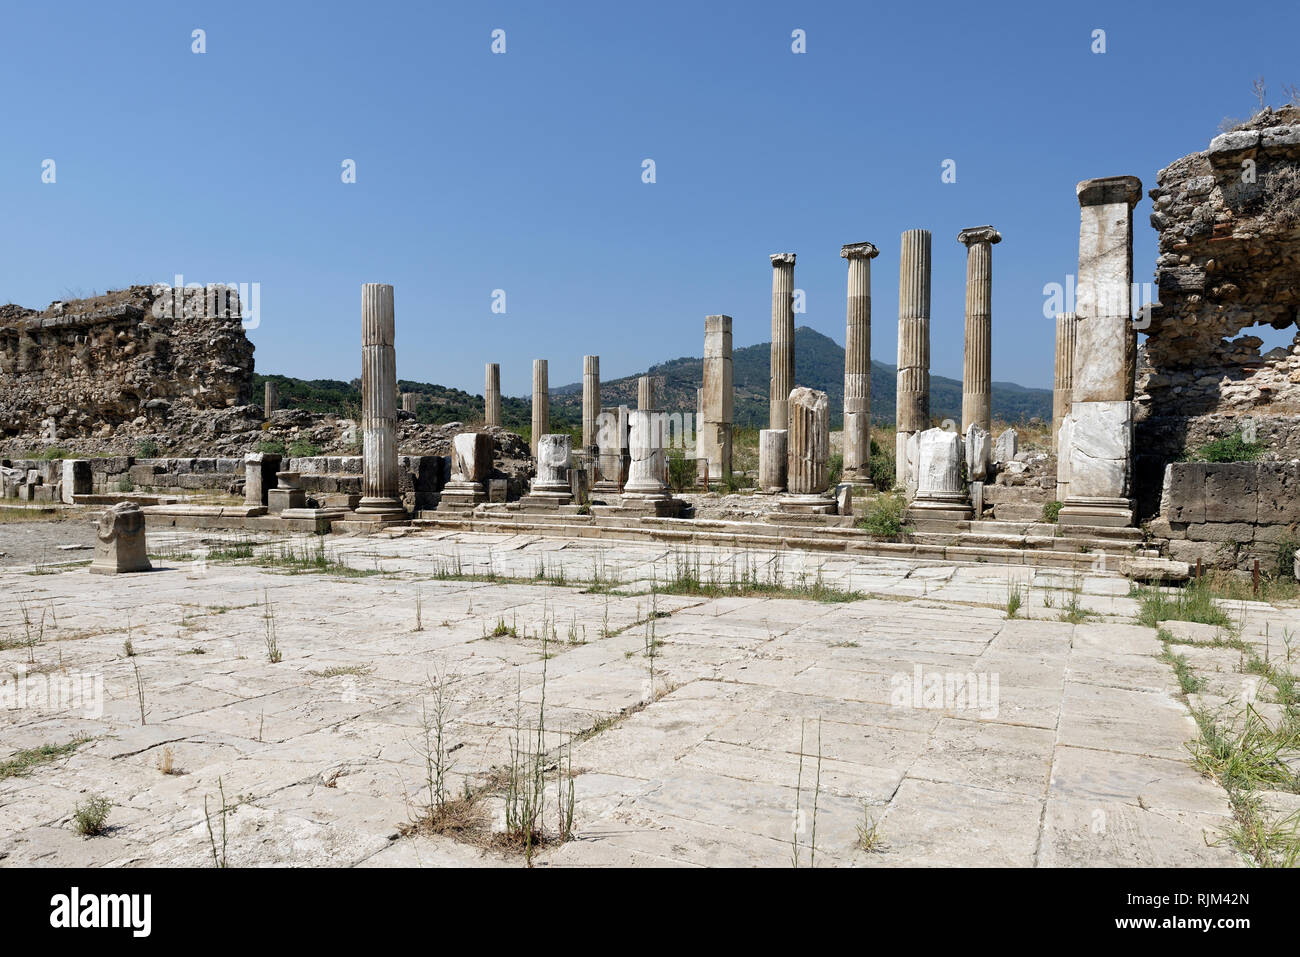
402,392,418,414
768,253,796,431
958,226,1001,435
531,359,549,459
1059,176,1142,528
896,230,931,489
779,388,834,514
1052,313,1079,454
699,315,733,482
759,430,788,493
637,374,655,411
841,242,878,488
582,355,600,459
907,428,972,521
263,380,278,419
624,409,668,499
484,363,501,428
356,283,406,520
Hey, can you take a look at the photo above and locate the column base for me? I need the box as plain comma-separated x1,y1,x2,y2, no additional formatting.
906,491,973,522
777,493,837,515
1058,496,1134,528
521,482,573,508
437,481,486,512
353,496,409,522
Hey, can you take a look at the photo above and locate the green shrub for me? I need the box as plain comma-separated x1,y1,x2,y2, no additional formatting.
828,452,843,487
1190,433,1267,463
287,439,321,458
73,796,112,836
1042,500,1063,523
36,447,70,460
868,439,895,492
856,493,908,540
116,477,135,493
666,448,695,491
135,438,159,458
257,439,286,456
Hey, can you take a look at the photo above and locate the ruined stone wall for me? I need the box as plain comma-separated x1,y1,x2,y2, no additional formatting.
1154,461,1300,572
1135,107,1300,515
0,285,254,448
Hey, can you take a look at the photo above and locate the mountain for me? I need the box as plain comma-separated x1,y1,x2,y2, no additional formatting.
551,327,1052,427
255,327,1052,432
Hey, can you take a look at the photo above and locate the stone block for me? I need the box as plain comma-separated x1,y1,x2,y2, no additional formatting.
1160,463,1206,524
965,425,990,481
1066,401,1131,499
1255,463,1300,525
451,433,494,483
1185,522,1256,544
89,502,151,575
1203,463,1258,524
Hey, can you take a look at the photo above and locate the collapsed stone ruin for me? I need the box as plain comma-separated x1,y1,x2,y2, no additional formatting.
3,110,1298,577
1136,106,1300,513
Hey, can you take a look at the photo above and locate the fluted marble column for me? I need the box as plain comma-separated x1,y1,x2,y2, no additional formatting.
895,230,931,489
958,226,1000,435
841,242,878,488
531,359,549,459
769,253,796,431
699,315,733,481
623,409,669,499
582,356,600,457
484,363,501,428
356,283,406,519
1053,313,1078,453
263,380,278,419
637,374,655,412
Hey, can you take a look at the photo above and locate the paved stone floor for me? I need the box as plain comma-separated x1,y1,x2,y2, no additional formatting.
0,526,1269,867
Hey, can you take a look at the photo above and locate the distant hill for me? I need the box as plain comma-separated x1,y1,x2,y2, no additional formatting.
551,326,1052,427
256,326,1051,432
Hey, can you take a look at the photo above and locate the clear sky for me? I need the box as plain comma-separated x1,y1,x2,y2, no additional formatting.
3,0,1297,396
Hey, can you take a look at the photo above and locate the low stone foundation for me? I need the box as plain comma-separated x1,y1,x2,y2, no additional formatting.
1154,461,1300,572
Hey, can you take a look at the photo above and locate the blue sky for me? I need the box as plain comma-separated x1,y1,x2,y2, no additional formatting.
3,0,1297,396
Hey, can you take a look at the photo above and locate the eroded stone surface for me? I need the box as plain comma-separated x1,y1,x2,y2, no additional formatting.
0,525,1250,867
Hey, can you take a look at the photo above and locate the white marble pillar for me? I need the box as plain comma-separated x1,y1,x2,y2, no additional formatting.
484,363,501,428
355,283,407,519
841,242,877,488
1059,177,1142,528
699,315,733,482
531,359,549,459
958,226,1000,435
896,230,931,489
582,355,600,458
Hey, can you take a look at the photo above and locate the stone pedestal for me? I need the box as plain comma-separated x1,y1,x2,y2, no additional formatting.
268,471,307,514
243,452,281,508
523,433,573,506
841,242,877,489
1059,176,1142,529
993,428,1018,465
769,253,796,432
355,284,408,521
958,226,1000,435
908,428,972,521
89,502,151,575
484,363,501,428
779,387,834,514
531,359,550,460
699,315,733,483
759,429,788,493
439,432,495,510
896,230,931,488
